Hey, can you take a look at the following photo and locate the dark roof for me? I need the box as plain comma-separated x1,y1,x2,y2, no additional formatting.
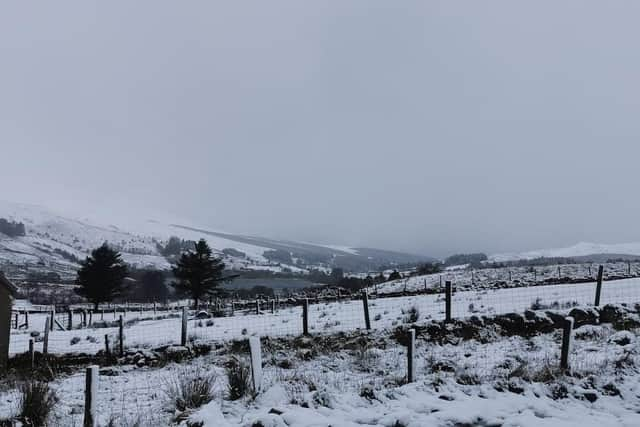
0,272,18,297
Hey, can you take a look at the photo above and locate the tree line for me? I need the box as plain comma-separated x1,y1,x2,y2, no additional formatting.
75,239,228,309
0,218,26,237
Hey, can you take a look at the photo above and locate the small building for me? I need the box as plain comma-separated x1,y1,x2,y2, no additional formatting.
0,272,18,369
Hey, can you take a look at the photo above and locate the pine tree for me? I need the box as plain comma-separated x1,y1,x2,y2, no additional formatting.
171,239,226,308
75,244,129,309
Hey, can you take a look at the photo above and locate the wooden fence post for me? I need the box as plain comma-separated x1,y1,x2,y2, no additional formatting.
29,339,34,369
104,334,110,356
68,310,73,330
594,265,604,306
43,317,50,356
24,311,29,329
84,365,98,427
271,300,275,314
118,315,124,357
445,281,452,322
302,298,309,336
153,302,157,316
407,329,416,383
560,316,574,371
88,310,93,326
255,299,260,315
100,310,104,321
362,291,371,330
50,308,55,333
249,336,263,393
181,307,188,346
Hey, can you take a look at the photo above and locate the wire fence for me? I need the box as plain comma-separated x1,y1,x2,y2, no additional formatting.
8,269,640,357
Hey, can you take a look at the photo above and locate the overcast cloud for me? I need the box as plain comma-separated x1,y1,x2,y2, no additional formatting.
1,1,640,257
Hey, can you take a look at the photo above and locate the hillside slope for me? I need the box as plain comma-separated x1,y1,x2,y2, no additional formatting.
0,201,431,281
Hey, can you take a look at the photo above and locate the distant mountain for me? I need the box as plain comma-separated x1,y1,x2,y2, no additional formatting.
490,242,640,262
0,201,433,282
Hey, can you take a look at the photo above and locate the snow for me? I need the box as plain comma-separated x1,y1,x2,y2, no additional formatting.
491,241,640,262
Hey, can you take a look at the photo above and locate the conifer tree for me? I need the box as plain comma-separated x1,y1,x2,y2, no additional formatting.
75,244,129,309
171,239,226,308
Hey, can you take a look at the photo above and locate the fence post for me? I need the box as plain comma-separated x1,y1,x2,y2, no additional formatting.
29,339,34,369
407,328,415,383
255,299,260,315
118,315,124,357
24,311,29,329
445,281,452,322
249,336,263,393
153,302,157,316
628,262,631,276
302,298,309,336
181,307,188,347
100,310,104,321
88,310,93,326
509,270,512,281
104,334,110,356
84,365,98,427
50,307,55,332
43,317,50,356
594,265,604,306
560,316,574,371
362,291,371,330
271,299,275,314
68,310,73,330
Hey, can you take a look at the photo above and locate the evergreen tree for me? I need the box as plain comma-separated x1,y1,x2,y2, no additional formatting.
171,239,226,308
75,244,129,309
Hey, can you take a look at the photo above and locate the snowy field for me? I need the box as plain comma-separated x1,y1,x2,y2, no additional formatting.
10,277,640,357
373,261,640,294
2,321,640,426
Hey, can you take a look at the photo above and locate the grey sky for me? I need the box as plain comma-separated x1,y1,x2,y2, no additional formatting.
2,1,639,257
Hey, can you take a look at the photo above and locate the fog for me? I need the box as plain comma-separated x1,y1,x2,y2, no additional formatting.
2,1,640,257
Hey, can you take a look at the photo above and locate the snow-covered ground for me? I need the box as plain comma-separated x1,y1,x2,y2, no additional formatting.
372,261,639,295
3,320,640,426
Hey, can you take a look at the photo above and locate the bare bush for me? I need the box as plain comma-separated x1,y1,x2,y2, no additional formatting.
226,357,251,400
163,367,217,414
19,380,57,426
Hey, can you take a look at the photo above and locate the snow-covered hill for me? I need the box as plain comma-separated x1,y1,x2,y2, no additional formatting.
490,241,640,262
0,201,430,281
